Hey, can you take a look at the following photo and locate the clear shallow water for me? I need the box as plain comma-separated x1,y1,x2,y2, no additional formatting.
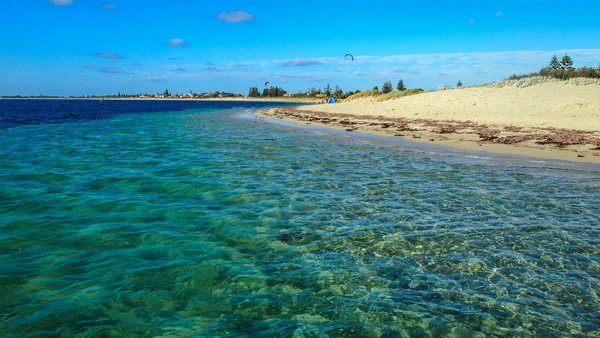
1,100,600,337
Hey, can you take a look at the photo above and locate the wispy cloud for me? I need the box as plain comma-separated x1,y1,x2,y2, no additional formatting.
120,49,600,91
132,62,141,66
101,3,117,10
215,11,254,23
174,68,186,72
168,57,181,60
84,65,132,75
49,0,73,6
280,74,324,81
144,78,167,83
496,11,503,17
282,58,323,67
166,39,190,47
95,52,124,59
394,68,420,75
468,18,476,24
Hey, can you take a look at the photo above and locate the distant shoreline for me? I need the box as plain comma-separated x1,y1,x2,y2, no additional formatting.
0,97,320,103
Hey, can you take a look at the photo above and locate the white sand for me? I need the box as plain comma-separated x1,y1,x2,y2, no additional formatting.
298,82,600,132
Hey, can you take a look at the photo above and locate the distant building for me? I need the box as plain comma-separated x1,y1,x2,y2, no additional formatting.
315,93,326,97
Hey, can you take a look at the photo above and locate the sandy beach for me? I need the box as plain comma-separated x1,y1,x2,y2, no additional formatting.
259,79,600,163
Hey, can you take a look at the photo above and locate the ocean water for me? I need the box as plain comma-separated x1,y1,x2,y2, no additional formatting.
1,99,599,337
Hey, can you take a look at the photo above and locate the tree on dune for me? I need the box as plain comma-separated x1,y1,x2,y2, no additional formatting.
457,80,463,87
382,81,393,94
550,55,562,70
396,79,405,91
560,54,574,70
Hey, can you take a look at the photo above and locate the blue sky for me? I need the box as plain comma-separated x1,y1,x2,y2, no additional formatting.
1,0,599,96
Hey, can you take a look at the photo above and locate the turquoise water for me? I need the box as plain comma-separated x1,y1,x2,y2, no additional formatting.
1,101,600,337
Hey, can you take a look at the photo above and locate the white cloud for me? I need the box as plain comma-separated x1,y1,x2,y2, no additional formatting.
282,58,323,67
166,38,190,47
215,11,254,23
84,65,132,75
49,0,73,5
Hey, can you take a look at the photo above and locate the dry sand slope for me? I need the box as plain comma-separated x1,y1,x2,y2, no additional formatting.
298,82,600,131
261,79,600,163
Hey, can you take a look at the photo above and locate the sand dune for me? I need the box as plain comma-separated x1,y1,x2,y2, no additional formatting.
298,81,600,132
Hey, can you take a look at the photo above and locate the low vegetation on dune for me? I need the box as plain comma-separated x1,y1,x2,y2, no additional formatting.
344,90,380,101
508,54,600,81
344,79,426,102
375,89,425,102
466,54,600,89
481,76,600,89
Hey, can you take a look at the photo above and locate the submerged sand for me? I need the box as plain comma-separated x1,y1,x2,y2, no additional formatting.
260,80,600,163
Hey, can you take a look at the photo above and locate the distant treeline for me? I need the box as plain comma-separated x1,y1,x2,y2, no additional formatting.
248,86,287,97
509,54,600,80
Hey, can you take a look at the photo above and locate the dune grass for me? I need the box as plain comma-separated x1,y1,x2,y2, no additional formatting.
375,89,425,102
344,90,380,101
345,89,425,102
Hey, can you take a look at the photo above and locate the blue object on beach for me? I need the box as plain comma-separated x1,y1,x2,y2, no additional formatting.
328,97,335,104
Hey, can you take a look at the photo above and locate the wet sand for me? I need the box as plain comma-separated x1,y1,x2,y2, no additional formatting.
258,107,600,164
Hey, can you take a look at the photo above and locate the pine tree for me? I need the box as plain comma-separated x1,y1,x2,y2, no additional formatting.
373,86,379,92
382,81,393,94
248,86,261,97
456,80,463,87
560,54,574,70
333,85,343,97
396,79,405,91
549,55,562,70
324,84,332,97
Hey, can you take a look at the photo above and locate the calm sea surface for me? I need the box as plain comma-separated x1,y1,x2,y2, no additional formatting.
1,99,599,337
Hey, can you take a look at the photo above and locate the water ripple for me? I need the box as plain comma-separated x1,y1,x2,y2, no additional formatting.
1,102,599,337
